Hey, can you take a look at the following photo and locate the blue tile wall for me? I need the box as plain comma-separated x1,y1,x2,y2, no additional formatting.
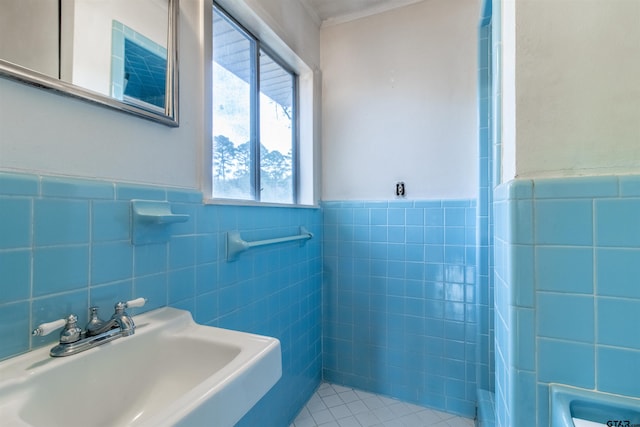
477,19,496,404
493,175,640,427
322,199,477,417
0,172,322,427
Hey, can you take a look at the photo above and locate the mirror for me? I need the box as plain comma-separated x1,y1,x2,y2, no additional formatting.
0,0,179,126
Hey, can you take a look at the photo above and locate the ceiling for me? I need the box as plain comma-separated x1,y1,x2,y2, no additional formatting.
299,0,426,26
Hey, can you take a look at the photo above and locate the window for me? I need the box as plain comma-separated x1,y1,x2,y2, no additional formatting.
212,4,297,204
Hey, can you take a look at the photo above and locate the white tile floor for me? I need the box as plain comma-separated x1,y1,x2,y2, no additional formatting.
290,383,475,427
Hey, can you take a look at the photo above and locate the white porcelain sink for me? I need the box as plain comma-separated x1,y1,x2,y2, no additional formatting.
0,307,282,427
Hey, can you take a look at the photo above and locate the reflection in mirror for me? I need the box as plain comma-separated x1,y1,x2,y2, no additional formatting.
0,0,179,126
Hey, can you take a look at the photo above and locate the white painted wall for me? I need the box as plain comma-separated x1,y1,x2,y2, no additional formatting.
0,0,320,195
506,0,640,179
321,0,479,200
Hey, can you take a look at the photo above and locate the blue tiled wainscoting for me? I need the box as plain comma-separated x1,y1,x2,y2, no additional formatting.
493,176,640,427
0,172,322,427
322,200,478,417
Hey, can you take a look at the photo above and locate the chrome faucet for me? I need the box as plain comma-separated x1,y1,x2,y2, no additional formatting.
32,298,146,357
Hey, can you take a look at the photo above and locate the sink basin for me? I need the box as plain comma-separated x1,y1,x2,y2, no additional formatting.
550,384,640,427
0,307,282,427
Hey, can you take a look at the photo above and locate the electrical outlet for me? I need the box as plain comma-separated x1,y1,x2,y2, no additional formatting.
395,182,406,198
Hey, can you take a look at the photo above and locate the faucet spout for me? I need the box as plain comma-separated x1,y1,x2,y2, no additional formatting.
86,306,118,337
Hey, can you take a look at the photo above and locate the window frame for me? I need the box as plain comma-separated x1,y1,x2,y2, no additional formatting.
211,2,299,205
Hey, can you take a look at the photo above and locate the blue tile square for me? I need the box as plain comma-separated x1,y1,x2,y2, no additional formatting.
89,280,133,313
445,282,465,302
444,301,465,321
493,200,509,241
596,199,640,247
387,261,404,279
465,227,476,246
513,370,536,427
387,244,405,261
91,241,133,285
134,243,167,276
116,184,165,201
41,177,114,199
369,225,387,242
353,225,369,242
534,176,618,199
443,200,470,208
92,200,130,242
597,346,640,396
353,208,369,225
0,198,31,249
537,293,593,342
445,227,465,246
425,208,444,226
425,227,444,244
169,236,196,269
33,246,89,296
388,208,405,225
515,308,535,370
445,246,465,264
536,246,593,293
167,189,202,203
34,199,89,246
388,226,405,243
0,302,30,359
336,207,354,224
597,249,640,298
197,206,218,233
0,172,39,196
370,209,387,225
535,200,593,246
134,273,167,312
197,234,217,264
415,200,442,208
537,384,550,427
425,263,444,281
445,377,466,399
196,263,217,295
445,208,466,227
168,267,195,303
512,245,534,307
445,265,465,285
405,244,424,262
0,250,30,303
405,226,424,244
598,297,640,349
406,208,424,226
538,338,594,387
511,200,533,244
619,175,640,197
406,262,424,281
195,292,218,324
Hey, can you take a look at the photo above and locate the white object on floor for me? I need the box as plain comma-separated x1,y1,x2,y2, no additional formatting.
291,382,475,427
572,418,607,427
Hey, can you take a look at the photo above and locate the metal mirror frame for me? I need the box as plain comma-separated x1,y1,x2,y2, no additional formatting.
0,0,179,127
